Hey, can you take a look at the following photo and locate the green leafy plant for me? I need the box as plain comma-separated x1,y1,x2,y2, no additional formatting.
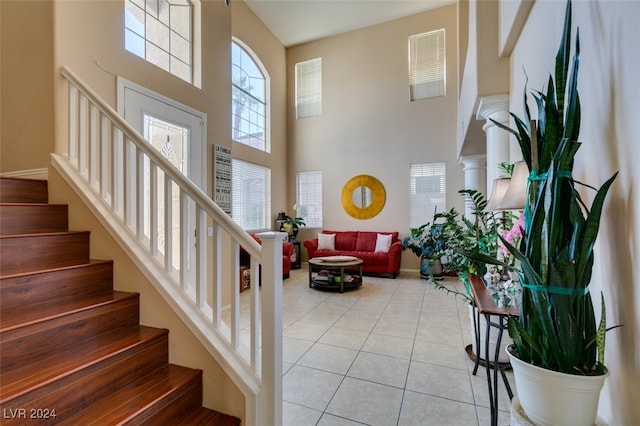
404,189,514,302
402,221,447,260
281,216,305,240
478,0,618,375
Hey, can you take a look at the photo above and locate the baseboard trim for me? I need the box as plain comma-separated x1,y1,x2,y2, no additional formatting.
1,168,49,180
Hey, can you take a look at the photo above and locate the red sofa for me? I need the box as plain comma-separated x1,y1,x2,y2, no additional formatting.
240,234,293,279
303,230,402,278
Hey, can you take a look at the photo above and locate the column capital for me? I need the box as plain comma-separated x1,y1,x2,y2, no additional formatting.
476,94,510,129
459,154,486,171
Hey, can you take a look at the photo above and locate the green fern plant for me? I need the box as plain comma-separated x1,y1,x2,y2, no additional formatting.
478,0,618,375
425,189,515,301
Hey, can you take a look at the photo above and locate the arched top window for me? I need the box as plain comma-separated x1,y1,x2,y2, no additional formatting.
232,40,268,152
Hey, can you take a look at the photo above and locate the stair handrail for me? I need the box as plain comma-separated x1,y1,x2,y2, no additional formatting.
53,65,282,426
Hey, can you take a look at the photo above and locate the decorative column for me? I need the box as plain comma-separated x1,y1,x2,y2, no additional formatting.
476,94,511,191
459,155,487,219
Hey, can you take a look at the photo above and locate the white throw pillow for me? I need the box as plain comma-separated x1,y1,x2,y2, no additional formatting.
318,233,336,250
374,233,392,253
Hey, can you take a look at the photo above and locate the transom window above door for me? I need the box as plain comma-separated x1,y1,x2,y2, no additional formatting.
232,40,268,152
124,0,194,84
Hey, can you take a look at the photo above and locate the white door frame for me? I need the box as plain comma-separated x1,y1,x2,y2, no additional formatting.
116,77,207,190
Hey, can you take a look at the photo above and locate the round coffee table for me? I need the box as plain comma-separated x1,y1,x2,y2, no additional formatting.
308,257,363,292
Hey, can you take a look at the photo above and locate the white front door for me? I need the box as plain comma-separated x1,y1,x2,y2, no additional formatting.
117,78,206,284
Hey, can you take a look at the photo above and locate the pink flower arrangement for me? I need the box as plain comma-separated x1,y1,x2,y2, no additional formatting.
500,213,524,262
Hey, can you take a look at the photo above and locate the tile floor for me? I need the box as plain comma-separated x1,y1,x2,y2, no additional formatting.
240,267,516,425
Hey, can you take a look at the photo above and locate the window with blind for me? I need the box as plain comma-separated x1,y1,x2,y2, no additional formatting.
232,41,268,151
409,162,446,228
125,0,193,84
408,29,445,101
232,159,271,231
295,58,322,119
296,171,323,228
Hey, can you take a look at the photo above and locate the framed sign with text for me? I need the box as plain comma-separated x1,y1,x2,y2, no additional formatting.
214,145,232,215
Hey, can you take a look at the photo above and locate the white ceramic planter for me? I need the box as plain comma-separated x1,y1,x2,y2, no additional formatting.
468,304,513,363
508,346,609,426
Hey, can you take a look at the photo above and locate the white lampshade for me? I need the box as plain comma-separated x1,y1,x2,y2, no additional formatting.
500,161,528,210
486,177,511,211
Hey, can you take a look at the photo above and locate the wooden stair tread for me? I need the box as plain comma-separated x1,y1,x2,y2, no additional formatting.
0,230,88,240
0,203,66,207
0,259,111,281
57,364,200,425
0,290,137,333
0,325,168,402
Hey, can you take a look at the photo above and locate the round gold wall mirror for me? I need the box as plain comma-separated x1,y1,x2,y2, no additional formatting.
341,175,386,219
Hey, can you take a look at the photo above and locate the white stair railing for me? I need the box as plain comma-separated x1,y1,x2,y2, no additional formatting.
52,66,283,426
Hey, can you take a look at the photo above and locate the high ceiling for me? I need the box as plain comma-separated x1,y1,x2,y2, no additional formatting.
243,0,456,47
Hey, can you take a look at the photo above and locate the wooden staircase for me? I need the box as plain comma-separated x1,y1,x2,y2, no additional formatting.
0,177,240,425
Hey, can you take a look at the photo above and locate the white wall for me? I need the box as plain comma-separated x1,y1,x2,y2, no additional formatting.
509,1,639,423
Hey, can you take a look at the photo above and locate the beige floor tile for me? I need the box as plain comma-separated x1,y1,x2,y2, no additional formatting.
326,377,404,426
298,342,359,375
372,318,419,339
469,367,515,411
333,313,379,333
347,351,410,388
283,401,323,426
416,313,466,345
270,267,517,424
411,338,469,370
406,361,475,404
283,365,344,411
362,333,415,359
317,413,369,425
283,336,314,364
300,307,344,325
318,326,370,350
398,390,478,426
476,405,513,426
284,320,331,342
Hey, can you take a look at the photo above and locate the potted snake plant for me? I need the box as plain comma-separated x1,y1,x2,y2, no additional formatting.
474,1,619,424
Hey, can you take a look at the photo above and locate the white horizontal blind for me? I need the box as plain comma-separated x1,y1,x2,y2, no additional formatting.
409,29,445,101
296,171,323,228
295,58,322,119
232,159,271,230
409,162,446,228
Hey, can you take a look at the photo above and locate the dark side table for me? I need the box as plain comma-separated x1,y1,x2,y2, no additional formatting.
469,275,519,426
291,241,301,269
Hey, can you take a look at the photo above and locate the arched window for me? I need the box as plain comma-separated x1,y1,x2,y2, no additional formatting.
232,40,268,151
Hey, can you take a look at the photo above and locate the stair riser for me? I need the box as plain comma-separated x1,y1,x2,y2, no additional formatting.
131,373,203,425
0,333,169,423
0,261,113,311
0,204,68,236
0,178,48,204
0,232,90,276
1,295,140,370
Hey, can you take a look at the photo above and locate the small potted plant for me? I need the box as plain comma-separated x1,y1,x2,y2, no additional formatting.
280,215,305,242
472,2,619,424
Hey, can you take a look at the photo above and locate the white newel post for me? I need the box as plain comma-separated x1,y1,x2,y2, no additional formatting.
255,232,285,426
459,155,487,219
476,94,511,190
